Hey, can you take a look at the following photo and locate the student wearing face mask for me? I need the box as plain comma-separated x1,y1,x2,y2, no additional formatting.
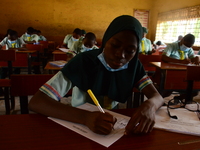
161,34,199,65
0,30,25,80
0,30,26,50
159,33,199,101
29,15,164,135
70,32,98,54
62,28,82,49
20,27,40,44
139,27,155,55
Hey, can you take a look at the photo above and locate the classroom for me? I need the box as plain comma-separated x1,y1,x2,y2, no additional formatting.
0,0,200,149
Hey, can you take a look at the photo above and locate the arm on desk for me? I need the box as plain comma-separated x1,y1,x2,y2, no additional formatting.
161,55,191,64
125,84,164,135
29,90,116,135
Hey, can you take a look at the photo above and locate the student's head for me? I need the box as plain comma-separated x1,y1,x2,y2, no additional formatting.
7,30,18,41
37,30,41,36
72,28,82,39
156,41,162,46
101,15,142,69
142,27,148,38
178,35,183,41
81,30,86,37
27,27,35,35
180,34,195,48
83,32,96,48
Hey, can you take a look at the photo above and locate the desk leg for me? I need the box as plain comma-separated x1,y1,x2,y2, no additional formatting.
185,80,194,103
19,96,29,114
27,53,32,74
159,70,166,96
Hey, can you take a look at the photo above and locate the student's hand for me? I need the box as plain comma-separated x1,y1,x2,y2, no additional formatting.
85,111,117,135
182,58,191,64
125,100,156,135
191,56,200,65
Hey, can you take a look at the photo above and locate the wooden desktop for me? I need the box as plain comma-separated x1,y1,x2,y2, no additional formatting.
0,109,199,150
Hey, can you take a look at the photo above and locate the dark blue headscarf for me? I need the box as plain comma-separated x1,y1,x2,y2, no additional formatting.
61,15,145,103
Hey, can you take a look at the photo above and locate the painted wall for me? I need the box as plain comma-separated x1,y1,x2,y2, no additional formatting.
150,0,200,41
0,0,199,44
0,0,154,44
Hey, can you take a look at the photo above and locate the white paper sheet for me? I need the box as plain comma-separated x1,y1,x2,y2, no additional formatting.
59,48,70,52
154,106,200,136
48,103,130,147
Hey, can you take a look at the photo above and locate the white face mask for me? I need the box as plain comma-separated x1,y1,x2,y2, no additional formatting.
82,44,93,51
180,44,190,52
72,37,79,41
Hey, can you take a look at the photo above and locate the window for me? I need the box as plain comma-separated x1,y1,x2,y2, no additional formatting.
155,5,200,46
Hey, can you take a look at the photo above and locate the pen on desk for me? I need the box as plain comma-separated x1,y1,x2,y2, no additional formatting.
87,89,105,113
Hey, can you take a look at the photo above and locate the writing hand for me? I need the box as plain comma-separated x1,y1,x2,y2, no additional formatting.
191,56,200,65
85,111,117,135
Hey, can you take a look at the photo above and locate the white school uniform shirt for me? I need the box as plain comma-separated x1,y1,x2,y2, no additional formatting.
0,37,25,50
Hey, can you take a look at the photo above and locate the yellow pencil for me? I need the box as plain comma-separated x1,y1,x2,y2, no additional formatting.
87,89,105,113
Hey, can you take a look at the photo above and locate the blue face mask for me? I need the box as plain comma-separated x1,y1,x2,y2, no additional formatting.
8,39,16,44
180,44,190,52
97,53,128,72
72,37,79,42
26,33,31,37
82,44,93,51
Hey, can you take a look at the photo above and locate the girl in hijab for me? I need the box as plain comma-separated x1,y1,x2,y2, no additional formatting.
29,15,164,135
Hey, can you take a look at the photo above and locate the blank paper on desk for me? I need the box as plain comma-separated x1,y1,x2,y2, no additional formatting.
154,106,200,136
48,103,130,147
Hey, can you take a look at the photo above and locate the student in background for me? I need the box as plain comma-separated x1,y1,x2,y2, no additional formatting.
4,29,12,38
62,28,82,49
20,27,40,44
139,27,155,55
79,29,87,42
0,30,26,50
37,30,47,41
29,15,164,135
153,40,167,51
162,34,199,65
0,30,25,79
71,32,98,54
160,34,199,100
174,35,183,43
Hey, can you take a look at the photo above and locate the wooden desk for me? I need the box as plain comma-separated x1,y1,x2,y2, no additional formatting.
0,50,37,74
53,50,68,61
44,61,63,74
0,109,199,150
150,62,200,95
16,50,37,74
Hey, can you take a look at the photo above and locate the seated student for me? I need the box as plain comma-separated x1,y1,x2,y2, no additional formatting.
162,34,199,65
70,32,98,54
0,30,26,50
174,35,183,43
153,40,167,51
139,27,155,55
78,29,87,42
198,50,200,55
62,28,82,49
0,30,25,79
20,27,40,44
161,33,199,100
36,30,47,41
29,15,164,135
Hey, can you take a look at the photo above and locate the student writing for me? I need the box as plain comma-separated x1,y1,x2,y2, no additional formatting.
70,32,98,54
29,15,164,135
